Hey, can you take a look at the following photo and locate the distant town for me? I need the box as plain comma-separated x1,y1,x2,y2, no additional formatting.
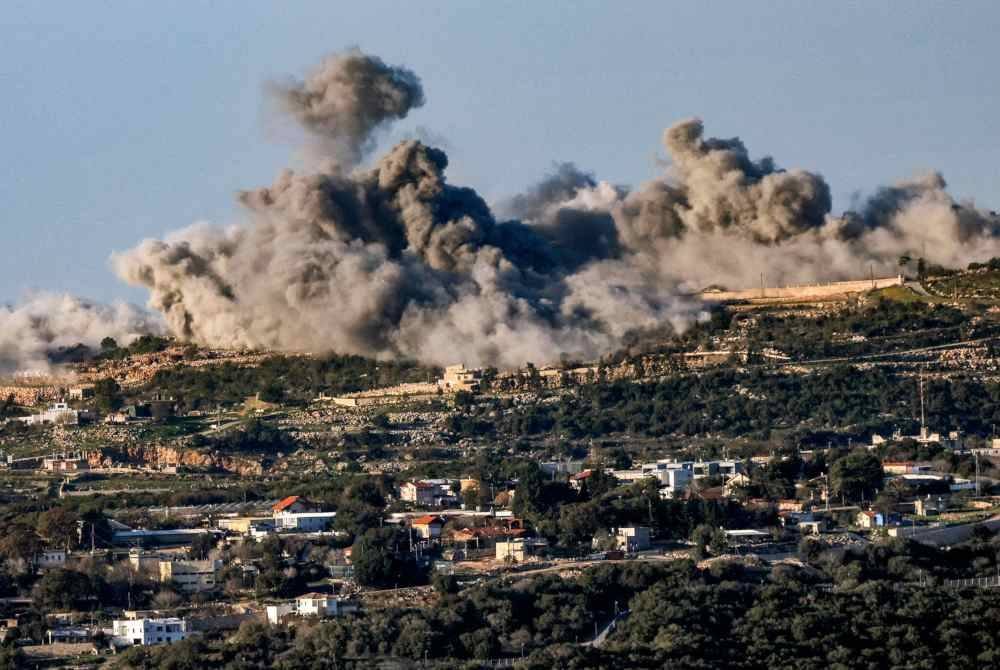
2,266,1000,667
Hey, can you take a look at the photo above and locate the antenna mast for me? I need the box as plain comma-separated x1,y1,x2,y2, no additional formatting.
919,369,927,439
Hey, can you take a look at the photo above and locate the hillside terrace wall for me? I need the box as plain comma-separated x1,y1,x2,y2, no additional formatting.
0,385,64,406
699,275,904,303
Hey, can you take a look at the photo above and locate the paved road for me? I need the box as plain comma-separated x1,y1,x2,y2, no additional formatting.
905,281,934,297
584,610,630,648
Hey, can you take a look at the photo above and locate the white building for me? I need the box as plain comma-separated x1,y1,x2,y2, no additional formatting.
610,461,692,497
540,460,586,477
296,593,342,617
274,511,337,532
265,602,296,625
16,402,81,426
399,480,456,507
266,594,357,624
35,550,67,570
111,618,188,646
659,469,693,498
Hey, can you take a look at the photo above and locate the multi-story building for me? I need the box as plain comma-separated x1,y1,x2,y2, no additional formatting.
159,559,222,593
111,618,188,646
399,480,457,507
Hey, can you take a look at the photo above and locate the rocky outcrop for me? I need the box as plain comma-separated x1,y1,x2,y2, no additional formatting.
87,443,266,476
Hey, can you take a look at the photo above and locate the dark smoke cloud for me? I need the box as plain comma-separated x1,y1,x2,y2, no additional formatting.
270,48,425,166
114,49,1000,367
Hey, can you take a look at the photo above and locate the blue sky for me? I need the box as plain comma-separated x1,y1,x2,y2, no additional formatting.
1,1,997,304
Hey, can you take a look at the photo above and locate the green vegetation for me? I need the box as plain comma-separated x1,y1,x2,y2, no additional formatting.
145,354,438,411
110,540,1000,669
97,334,172,360
449,366,1000,441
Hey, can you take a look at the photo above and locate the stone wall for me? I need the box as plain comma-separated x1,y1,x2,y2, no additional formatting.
699,275,904,303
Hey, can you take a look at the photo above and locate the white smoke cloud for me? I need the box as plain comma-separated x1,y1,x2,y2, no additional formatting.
0,293,163,375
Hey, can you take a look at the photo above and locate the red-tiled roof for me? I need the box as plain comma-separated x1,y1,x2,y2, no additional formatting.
273,495,303,512
570,469,594,480
411,515,444,526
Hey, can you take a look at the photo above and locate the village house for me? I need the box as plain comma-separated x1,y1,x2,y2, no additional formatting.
269,495,337,532
569,469,594,491
399,480,457,507
42,453,90,472
35,549,67,570
614,526,652,552
856,510,888,529
438,364,482,392
68,385,95,401
266,594,358,624
272,495,319,516
15,402,82,426
496,537,547,563
111,617,188,647
411,515,445,540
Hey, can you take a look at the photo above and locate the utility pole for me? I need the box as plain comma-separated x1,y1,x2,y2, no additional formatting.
919,369,927,440
975,451,981,496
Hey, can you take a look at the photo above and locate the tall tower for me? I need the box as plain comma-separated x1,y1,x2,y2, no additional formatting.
919,370,928,441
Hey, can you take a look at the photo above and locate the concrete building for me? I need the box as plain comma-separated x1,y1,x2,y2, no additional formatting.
540,461,586,478
615,526,652,552
438,364,482,392
914,496,948,516
856,511,886,529
42,453,89,472
295,593,346,618
68,386,94,401
274,511,337,532
659,469,694,499
882,462,931,475
159,559,223,594
496,538,528,562
16,402,81,426
35,550,67,570
266,594,357,624
111,618,188,646
399,480,457,507
216,516,274,535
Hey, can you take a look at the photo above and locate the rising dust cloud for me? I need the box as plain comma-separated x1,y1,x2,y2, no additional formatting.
7,48,1000,372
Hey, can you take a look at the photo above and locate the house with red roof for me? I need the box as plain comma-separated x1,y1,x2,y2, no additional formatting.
411,515,445,539
272,496,318,515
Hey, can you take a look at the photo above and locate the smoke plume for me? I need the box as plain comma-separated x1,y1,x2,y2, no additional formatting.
114,49,1000,367
0,293,163,376
270,48,424,167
